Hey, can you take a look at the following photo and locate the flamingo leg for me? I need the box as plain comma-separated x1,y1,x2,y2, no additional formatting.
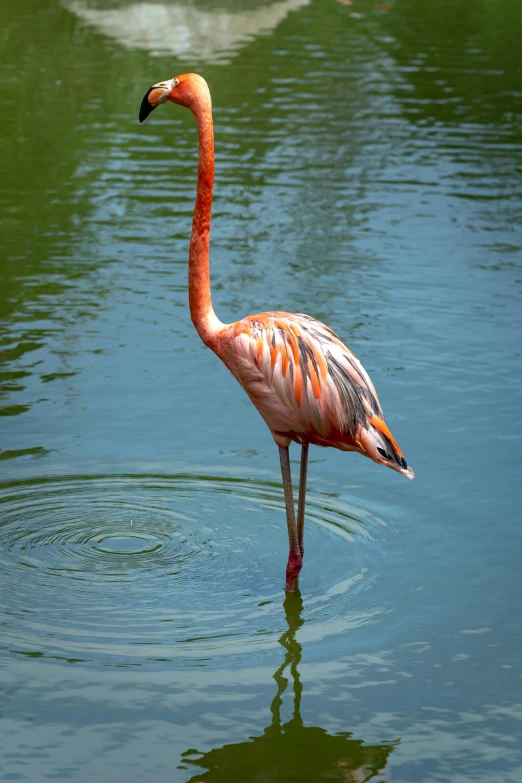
297,442,308,557
278,446,302,592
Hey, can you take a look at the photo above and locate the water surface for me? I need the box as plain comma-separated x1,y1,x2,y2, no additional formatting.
1,0,521,780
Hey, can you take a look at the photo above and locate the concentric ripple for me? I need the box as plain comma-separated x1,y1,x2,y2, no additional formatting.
0,469,396,667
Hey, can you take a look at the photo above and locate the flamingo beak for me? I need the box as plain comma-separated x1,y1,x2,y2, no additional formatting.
139,79,175,123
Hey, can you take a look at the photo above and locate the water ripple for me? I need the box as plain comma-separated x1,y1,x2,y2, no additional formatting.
0,469,393,667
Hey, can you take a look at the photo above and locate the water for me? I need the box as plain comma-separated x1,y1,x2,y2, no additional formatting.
1,0,521,780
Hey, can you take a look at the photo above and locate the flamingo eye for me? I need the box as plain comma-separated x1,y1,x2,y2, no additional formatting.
172,78,179,88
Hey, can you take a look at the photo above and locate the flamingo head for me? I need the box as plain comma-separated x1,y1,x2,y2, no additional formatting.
139,73,210,123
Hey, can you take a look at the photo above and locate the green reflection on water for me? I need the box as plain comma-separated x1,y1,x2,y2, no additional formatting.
183,590,397,783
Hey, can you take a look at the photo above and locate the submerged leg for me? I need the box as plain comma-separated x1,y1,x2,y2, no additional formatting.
297,442,308,557
278,446,302,592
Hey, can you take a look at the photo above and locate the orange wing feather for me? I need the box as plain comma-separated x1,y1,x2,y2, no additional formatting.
223,312,413,478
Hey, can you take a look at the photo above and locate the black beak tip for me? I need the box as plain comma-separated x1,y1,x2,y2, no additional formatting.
139,88,156,124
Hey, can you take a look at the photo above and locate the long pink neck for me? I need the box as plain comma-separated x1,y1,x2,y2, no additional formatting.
188,93,222,346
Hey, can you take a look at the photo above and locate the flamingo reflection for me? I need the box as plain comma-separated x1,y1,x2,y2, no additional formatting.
182,590,397,782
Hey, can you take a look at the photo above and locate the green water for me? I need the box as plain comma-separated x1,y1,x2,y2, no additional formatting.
1,0,521,780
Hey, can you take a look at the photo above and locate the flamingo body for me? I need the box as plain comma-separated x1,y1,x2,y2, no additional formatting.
213,312,413,479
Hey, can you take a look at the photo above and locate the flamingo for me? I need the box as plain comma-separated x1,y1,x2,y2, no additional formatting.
139,73,414,592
